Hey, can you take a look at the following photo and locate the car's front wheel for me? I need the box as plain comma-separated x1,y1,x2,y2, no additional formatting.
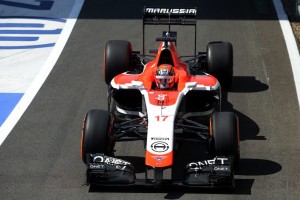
211,111,240,168
80,109,112,164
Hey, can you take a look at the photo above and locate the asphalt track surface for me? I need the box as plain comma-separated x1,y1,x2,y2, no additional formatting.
1,0,300,199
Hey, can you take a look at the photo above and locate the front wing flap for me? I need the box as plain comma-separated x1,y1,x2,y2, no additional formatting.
183,157,234,187
86,154,135,185
86,154,234,187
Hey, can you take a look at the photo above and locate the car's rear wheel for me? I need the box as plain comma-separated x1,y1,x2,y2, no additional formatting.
104,40,132,85
207,42,233,90
80,109,112,164
211,112,240,168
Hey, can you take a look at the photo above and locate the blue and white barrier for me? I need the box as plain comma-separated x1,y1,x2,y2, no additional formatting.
0,0,84,145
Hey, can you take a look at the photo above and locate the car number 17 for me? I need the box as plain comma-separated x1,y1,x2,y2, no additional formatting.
155,116,169,122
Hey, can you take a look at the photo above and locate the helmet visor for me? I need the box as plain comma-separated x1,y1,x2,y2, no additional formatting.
155,75,175,89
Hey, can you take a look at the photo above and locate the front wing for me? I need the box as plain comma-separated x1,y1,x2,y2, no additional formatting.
85,154,234,188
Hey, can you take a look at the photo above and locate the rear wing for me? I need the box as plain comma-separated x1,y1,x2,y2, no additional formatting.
142,7,197,54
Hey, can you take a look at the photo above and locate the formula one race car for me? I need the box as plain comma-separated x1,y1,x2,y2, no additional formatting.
80,7,240,188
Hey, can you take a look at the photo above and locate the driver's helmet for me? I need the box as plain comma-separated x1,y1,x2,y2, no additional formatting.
155,64,175,89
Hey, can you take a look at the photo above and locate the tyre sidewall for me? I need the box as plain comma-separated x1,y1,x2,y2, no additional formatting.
212,112,239,159
104,40,132,85
207,42,233,90
81,109,111,164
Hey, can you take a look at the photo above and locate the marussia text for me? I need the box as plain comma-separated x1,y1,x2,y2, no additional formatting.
146,8,196,15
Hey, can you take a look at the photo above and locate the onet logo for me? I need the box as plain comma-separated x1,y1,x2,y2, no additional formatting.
151,141,169,153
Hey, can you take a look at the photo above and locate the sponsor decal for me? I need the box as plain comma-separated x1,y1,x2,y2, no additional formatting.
89,164,105,169
145,8,196,15
93,155,131,166
92,155,132,171
151,155,168,165
151,155,167,161
214,166,229,171
187,157,229,170
151,141,169,153
156,157,163,161
151,137,169,140
156,94,168,106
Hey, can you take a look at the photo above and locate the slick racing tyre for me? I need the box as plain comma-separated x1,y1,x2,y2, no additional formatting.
207,42,233,91
211,112,240,167
104,40,132,85
80,109,112,164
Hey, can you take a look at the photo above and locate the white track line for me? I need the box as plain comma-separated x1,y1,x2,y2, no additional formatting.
0,0,84,146
273,0,300,109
